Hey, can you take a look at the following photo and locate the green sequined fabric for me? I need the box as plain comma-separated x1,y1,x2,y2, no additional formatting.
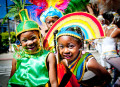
8,50,50,87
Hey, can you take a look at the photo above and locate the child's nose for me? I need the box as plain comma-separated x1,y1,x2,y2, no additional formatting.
50,22,53,26
27,40,33,45
64,48,69,53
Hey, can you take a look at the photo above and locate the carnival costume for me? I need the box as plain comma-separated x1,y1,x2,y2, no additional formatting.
40,6,63,51
93,15,104,54
28,0,90,51
29,0,89,15
40,6,63,23
101,24,119,68
8,9,51,87
40,11,105,86
56,26,95,83
8,50,50,87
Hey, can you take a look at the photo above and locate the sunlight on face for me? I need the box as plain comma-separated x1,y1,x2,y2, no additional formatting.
20,31,40,53
58,36,81,64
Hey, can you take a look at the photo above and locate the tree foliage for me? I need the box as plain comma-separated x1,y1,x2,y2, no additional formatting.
0,32,16,46
2,0,33,25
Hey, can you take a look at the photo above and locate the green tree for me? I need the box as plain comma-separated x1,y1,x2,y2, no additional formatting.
10,32,16,43
2,0,33,24
2,0,32,51
1,32,9,46
1,32,16,46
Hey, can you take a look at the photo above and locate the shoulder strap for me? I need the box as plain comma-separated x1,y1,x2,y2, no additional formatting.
73,52,93,82
110,28,117,37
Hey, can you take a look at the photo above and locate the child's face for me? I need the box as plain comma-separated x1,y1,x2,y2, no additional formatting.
58,36,81,64
20,31,40,53
45,16,59,32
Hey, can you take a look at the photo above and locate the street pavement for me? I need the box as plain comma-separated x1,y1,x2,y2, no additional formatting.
0,52,13,87
0,50,102,87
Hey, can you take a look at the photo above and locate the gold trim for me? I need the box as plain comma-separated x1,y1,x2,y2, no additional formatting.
16,19,40,37
19,9,29,22
103,50,117,54
23,20,26,31
57,33,81,40
45,51,52,70
68,51,81,69
16,28,40,37
78,54,93,82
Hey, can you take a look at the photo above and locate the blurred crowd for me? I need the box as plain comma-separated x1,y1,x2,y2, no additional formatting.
86,2,120,86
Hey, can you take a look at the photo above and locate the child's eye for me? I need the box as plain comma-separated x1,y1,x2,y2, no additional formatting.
52,20,55,23
22,39,27,42
59,45,64,49
47,21,50,24
31,36,36,40
68,44,74,49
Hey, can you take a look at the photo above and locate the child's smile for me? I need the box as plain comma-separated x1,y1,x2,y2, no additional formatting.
20,31,40,53
26,45,35,50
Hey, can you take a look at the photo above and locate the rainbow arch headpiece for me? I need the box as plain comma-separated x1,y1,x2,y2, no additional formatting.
43,12,105,49
40,6,63,23
56,25,82,40
16,9,40,37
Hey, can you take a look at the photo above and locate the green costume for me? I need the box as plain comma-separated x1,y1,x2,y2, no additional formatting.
16,9,40,37
8,50,50,87
8,9,51,87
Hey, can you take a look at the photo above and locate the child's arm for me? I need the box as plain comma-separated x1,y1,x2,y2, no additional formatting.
9,58,17,78
87,58,112,86
47,53,58,87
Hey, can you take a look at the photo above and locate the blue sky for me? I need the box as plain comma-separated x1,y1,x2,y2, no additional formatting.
0,0,31,19
0,0,14,19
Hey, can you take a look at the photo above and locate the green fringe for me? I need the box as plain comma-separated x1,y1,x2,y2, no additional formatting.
64,0,90,14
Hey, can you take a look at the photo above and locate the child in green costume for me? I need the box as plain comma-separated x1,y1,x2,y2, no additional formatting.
8,9,58,87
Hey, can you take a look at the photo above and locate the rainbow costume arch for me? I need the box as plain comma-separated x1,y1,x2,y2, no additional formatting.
43,12,105,50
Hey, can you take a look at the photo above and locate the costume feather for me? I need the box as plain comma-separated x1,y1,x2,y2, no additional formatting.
27,0,90,25
64,0,90,14
29,0,90,14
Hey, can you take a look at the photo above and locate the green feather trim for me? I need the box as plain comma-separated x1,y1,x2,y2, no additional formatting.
64,0,90,14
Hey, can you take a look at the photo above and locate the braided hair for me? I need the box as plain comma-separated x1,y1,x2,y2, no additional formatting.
54,30,58,53
53,26,84,52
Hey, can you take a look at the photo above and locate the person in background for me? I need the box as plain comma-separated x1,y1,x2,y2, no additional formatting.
102,11,120,85
101,12,120,73
40,6,63,50
94,15,104,68
40,6,63,37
